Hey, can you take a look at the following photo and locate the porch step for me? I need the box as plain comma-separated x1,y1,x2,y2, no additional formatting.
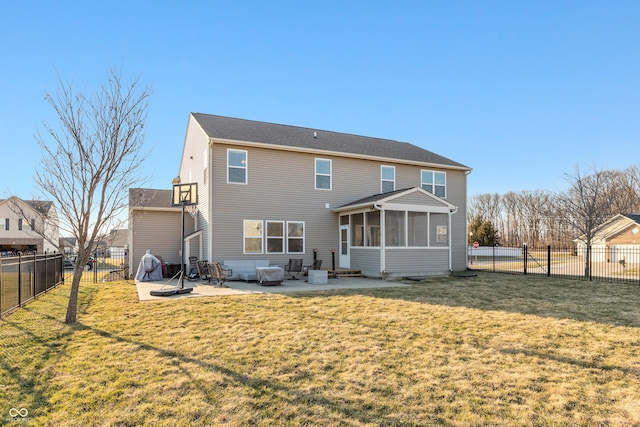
329,269,365,278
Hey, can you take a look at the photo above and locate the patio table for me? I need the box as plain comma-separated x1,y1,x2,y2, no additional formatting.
256,266,284,286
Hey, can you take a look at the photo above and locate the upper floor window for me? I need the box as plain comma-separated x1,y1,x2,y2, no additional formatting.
315,158,332,190
228,149,247,184
381,166,395,193
18,218,34,231
0,218,7,231
421,170,446,198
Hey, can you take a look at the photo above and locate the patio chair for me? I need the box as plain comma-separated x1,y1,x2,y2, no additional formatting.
284,258,303,280
208,262,232,287
196,260,211,282
303,259,322,276
186,256,199,281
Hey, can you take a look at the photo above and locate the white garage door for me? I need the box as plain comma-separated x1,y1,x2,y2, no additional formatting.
610,245,640,264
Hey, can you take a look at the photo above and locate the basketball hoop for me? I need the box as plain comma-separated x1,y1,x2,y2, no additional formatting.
186,204,198,218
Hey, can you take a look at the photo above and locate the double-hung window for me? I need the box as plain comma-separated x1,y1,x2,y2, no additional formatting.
266,221,284,254
287,221,305,254
421,170,446,198
244,219,305,254
315,158,331,190
243,220,263,254
0,218,7,231
381,166,395,193
228,149,247,184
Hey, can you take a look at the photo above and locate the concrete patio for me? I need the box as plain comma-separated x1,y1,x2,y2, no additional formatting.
135,275,411,301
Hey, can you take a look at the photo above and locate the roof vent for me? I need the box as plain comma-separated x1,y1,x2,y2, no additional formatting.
313,131,317,138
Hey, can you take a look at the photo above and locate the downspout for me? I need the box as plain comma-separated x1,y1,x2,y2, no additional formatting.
465,169,471,270
207,142,214,262
449,206,459,272
373,203,384,276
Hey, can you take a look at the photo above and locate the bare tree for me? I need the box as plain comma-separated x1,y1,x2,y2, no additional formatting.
35,67,152,323
605,167,640,214
554,165,616,277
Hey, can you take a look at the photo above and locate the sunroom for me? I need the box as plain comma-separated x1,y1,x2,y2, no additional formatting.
332,187,458,278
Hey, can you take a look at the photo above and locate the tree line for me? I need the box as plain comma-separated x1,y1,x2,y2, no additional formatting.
468,165,640,248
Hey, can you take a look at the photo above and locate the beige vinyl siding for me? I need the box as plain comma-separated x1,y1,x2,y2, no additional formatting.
393,192,447,207
350,248,381,276
179,115,211,260
398,165,468,270
209,143,469,272
445,170,468,271
130,210,184,270
210,145,393,266
385,248,450,277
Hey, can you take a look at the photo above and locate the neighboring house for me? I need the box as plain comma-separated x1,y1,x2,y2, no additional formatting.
162,113,472,278
59,237,77,254
0,196,59,253
105,229,129,257
128,188,196,272
575,214,640,264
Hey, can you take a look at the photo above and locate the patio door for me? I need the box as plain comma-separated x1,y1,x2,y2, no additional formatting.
339,225,350,268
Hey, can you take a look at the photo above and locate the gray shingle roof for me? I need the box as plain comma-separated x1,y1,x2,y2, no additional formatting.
624,214,640,224
191,113,470,170
129,188,174,208
336,188,414,209
0,198,53,215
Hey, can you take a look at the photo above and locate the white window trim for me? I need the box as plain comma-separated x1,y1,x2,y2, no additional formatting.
265,220,285,254
421,170,447,198
286,221,305,254
315,158,332,190
243,219,263,254
228,149,248,185
381,165,395,193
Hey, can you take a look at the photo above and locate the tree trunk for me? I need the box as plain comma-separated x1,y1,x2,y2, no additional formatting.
65,267,83,324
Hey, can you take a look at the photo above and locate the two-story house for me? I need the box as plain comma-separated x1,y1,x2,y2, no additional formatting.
0,196,59,254
166,113,471,278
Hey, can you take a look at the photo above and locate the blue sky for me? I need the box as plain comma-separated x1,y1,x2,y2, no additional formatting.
1,1,639,201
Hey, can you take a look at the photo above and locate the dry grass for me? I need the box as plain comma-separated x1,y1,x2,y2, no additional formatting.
2,273,640,426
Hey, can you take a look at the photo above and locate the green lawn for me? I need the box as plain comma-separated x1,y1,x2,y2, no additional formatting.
2,273,640,426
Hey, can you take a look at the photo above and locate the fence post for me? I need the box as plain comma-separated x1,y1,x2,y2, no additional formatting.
523,244,527,275
18,252,22,307
33,253,38,298
94,252,98,283
0,256,3,315
547,246,551,277
493,244,496,273
587,246,593,282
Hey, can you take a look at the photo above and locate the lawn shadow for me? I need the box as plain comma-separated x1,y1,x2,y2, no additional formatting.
72,322,419,426
499,347,640,379
0,288,86,422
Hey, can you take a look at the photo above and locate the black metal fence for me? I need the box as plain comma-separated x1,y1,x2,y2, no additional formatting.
468,245,640,285
63,252,130,284
1,252,64,317
1,251,130,318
